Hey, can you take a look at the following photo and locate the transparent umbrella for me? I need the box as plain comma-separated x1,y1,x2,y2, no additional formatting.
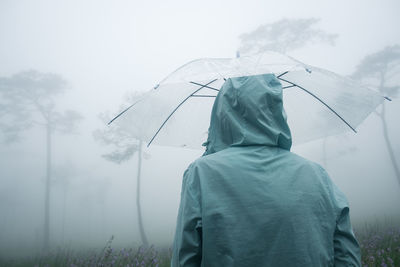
110,51,389,149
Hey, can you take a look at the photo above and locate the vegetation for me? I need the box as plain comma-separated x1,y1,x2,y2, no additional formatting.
0,70,82,251
357,224,400,266
1,223,399,267
238,18,337,55
93,93,151,247
0,237,171,267
352,45,400,188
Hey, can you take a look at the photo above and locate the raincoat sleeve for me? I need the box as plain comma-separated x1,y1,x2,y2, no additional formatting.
171,164,202,267
331,181,361,267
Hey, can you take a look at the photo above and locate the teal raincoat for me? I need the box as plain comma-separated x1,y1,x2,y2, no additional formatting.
171,74,361,267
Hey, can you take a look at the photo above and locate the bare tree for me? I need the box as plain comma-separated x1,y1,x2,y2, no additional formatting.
93,93,149,247
0,70,82,251
352,45,400,186
238,18,338,55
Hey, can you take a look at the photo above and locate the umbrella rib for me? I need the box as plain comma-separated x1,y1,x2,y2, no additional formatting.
189,81,220,91
147,79,218,147
278,77,357,133
191,95,217,98
277,71,289,78
108,98,145,125
282,85,296,89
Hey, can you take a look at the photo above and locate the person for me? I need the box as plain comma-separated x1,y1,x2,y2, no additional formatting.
171,74,361,266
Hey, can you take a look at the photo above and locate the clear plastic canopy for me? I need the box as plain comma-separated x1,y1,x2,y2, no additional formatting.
114,51,385,149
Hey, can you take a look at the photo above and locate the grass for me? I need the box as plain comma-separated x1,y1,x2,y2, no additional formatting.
1,225,399,267
356,224,400,267
0,236,171,267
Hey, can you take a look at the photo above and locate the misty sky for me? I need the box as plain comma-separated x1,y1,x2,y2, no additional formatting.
1,0,400,115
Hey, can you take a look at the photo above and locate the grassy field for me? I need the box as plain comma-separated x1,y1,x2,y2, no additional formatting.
356,224,400,267
0,236,171,267
1,225,399,267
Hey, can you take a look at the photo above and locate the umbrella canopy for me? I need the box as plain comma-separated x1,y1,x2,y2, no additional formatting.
112,51,387,149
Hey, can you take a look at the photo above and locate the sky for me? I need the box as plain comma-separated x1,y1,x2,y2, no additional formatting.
0,0,399,255
1,0,399,115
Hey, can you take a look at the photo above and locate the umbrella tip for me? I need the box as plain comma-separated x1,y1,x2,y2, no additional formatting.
107,118,115,125
384,96,392,101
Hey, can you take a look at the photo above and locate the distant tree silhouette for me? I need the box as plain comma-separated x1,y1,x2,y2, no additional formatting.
52,161,79,244
352,45,400,187
238,18,338,55
93,93,149,247
238,18,339,169
0,70,82,251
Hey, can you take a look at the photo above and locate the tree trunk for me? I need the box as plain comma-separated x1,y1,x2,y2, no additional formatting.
43,123,52,251
61,187,67,244
377,73,400,187
136,140,149,247
379,102,400,187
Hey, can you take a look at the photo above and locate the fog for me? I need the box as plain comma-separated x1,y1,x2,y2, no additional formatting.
0,0,399,258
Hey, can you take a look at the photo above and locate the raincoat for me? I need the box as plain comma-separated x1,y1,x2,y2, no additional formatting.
171,74,361,267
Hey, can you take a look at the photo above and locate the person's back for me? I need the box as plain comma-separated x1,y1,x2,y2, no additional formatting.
171,74,361,267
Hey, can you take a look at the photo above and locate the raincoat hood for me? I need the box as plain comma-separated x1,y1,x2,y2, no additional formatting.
204,73,292,155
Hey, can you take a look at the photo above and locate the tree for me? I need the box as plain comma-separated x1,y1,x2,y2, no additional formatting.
0,70,82,251
238,18,338,55
238,18,339,169
93,93,149,247
52,161,79,244
352,45,400,186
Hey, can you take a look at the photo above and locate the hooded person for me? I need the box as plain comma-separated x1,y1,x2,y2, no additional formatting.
171,74,361,267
